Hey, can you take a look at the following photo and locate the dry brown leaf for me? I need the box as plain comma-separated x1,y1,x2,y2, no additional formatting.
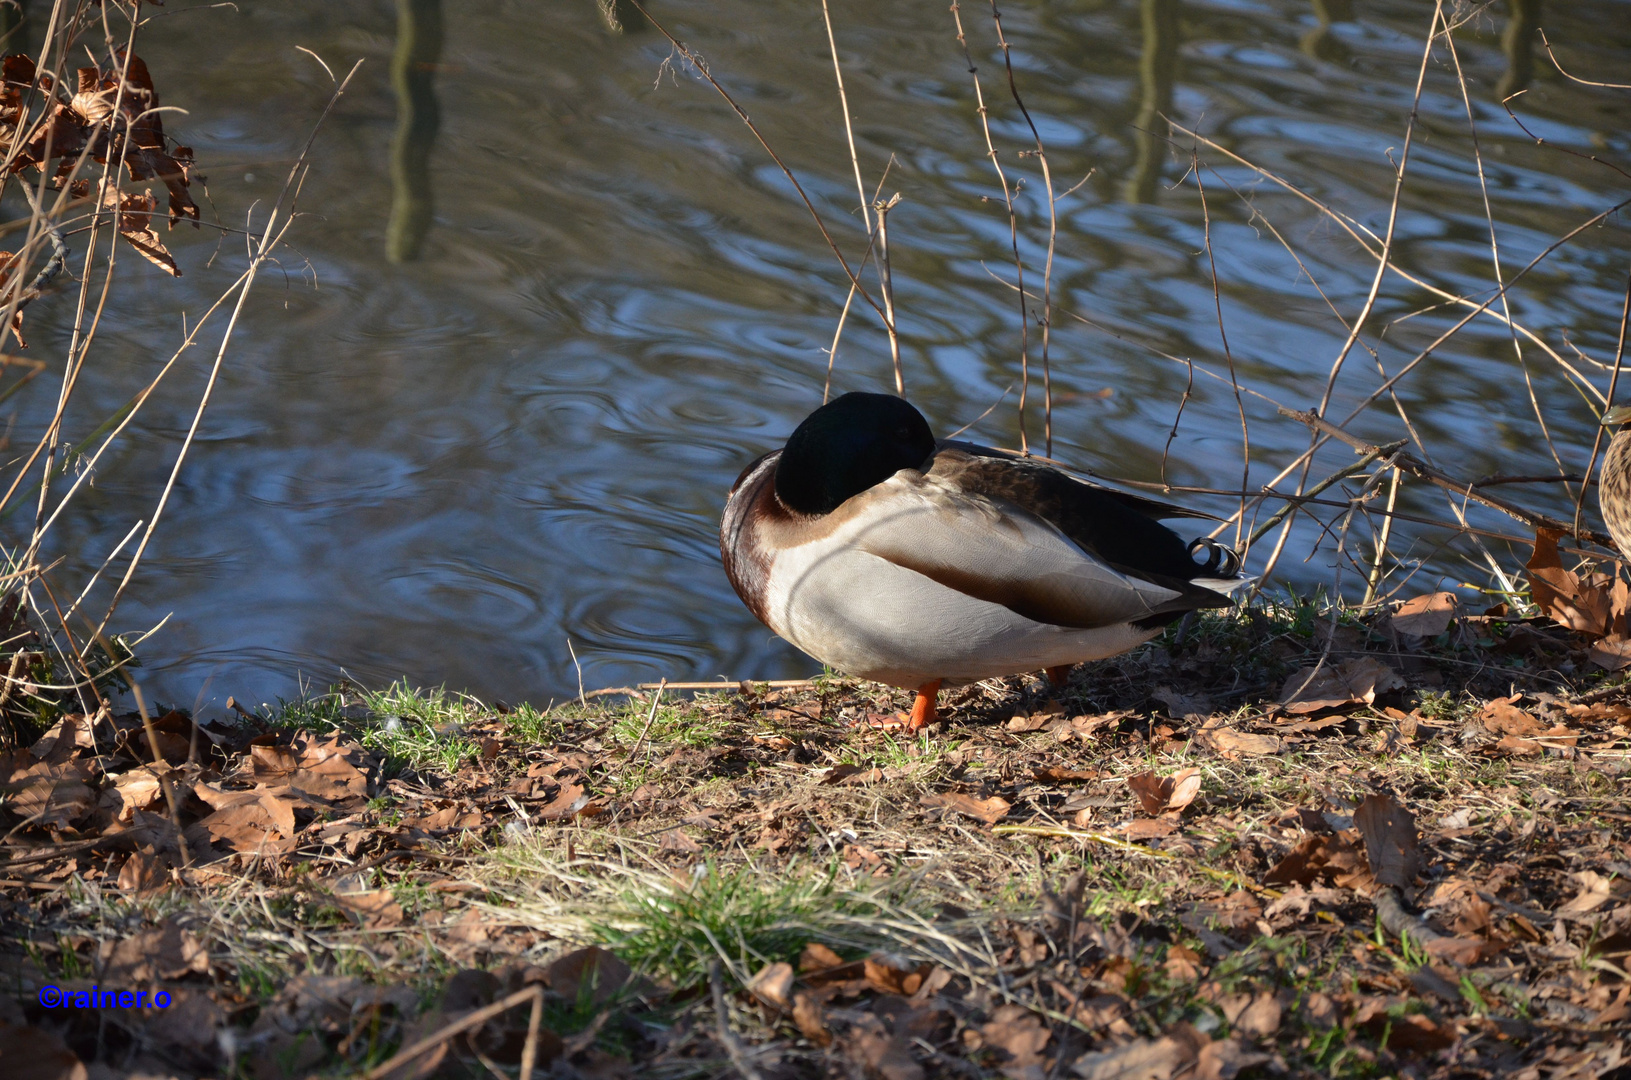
537,780,589,821
1495,734,1543,756
0,1019,86,1080
1127,767,1202,816
1527,527,1615,636
1557,870,1618,916
1263,831,1368,888
1207,729,1282,756
1070,1036,1181,1080
1390,592,1460,637
980,1003,1050,1070
1353,1005,1455,1054
545,946,630,1005
1123,818,1177,840
3,758,95,829
800,941,846,973
844,1012,923,1080
102,767,164,823
864,952,931,996
1480,697,1544,737
1353,792,1420,890
920,791,1011,824
1034,765,1099,783
1281,657,1404,714
747,961,794,1009
116,849,169,896
97,180,179,275
194,797,291,854
1219,992,1282,1037
28,713,96,763
1589,635,1631,671
332,888,403,929
99,918,210,982
1163,943,1203,981
791,990,831,1046
657,828,701,853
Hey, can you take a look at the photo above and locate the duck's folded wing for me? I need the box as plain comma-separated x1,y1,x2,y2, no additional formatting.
848,477,1228,631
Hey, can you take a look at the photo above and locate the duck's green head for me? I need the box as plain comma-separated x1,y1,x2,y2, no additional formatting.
775,392,935,515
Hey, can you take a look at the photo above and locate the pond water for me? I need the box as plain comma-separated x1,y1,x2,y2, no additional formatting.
9,0,1631,710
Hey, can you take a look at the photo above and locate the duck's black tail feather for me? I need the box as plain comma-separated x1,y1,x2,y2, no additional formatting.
1187,537,1243,578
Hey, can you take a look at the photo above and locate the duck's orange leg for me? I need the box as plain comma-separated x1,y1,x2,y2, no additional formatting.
1045,664,1074,689
906,680,942,731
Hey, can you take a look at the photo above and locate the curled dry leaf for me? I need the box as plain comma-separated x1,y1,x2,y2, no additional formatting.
1526,527,1628,638
1281,657,1404,714
1127,767,1202,817
1390,591,1460,637
1557,870,1619,917
746,961,794,1010
98,181,179,275
99,918,210,982
863,952,932,996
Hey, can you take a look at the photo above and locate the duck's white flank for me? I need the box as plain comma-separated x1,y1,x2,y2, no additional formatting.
754,466,1239,688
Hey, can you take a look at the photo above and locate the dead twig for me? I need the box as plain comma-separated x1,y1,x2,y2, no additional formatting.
1277,406,1615,548
361,985,545,1080
711,959,766,1080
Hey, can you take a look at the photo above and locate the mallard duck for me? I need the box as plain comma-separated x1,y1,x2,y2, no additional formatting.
1600,404,1631,558
720,393,1249,729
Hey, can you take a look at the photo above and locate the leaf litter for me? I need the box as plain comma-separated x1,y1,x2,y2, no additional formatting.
2,595,1631,1079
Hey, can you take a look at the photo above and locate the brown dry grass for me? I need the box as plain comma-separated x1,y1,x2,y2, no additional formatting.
3,600,1628,1079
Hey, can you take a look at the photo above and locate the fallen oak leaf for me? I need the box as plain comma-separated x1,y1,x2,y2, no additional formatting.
1479,696,1544,737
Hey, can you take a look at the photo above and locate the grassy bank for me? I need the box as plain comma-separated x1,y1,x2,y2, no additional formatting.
2,600,1629,1079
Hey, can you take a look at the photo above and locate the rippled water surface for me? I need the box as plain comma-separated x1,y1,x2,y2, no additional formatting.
14,0,1631,708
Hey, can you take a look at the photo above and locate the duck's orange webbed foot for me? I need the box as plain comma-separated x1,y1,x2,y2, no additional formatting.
906,680,942,732
1045,664,1074,690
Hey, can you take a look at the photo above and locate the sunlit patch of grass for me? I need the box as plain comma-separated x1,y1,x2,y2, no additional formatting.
258,687,349,730
592,858,889,987
357,681,480,775
500,701,563,744
609,698,724,748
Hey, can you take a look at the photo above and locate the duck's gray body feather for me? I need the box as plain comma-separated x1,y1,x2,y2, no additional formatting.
721,444,1247,690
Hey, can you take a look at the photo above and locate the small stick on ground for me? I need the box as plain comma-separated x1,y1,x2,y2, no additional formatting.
627,678,666,764
363,985,545,1080
710,959,766,1080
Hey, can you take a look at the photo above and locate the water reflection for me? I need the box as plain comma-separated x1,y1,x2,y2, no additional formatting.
0,0,27,49
1126,0,1178,204
386,0,441,263
597,0,647,35
1301,0,1353,63
1499,0,1542,99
